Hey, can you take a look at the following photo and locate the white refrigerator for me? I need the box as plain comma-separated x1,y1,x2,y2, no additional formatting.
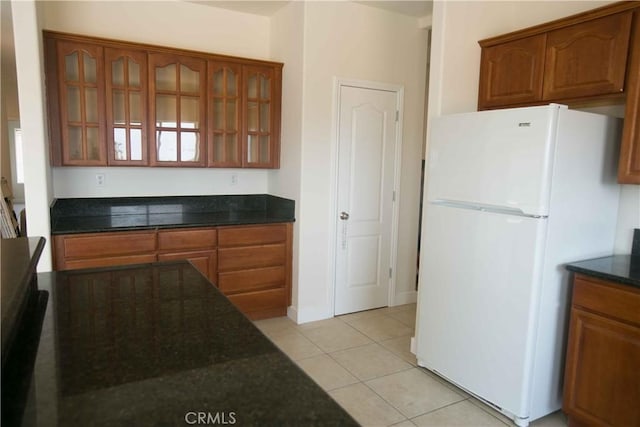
415,104,621,427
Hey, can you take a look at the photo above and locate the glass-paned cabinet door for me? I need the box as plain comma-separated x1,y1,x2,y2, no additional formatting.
149,53,206,166
208,62,242,167
56,41,106,165
105,48,148,165
243,65,280,168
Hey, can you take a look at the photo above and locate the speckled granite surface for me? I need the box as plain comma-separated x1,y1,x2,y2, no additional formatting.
4,262,357,426
51,195,295,234
566,255,640,289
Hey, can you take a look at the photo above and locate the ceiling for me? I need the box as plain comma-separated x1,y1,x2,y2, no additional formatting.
189,1,433,18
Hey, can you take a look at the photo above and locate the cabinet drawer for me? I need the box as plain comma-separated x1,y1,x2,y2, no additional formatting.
573,274,640,326
227,288,287,314
58,231,157,259
63,254,157,271
157,228,217,251
218,224,286,247
218,244,285,271
218,266,285,294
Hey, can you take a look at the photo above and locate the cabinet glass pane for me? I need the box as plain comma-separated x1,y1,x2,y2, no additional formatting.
85,87,98,123
156,95,177,126
213,99,223,129
226,101,237,130
65,52,79,81
130,92,142,125
114,127,127,160
156,64,176,91
180,132,199,161
87,127,100,160
180,65,199,92
228,70,237,96
247,102,258,132
113,90,126,125
247,74,257,98
212,134,223,161
112,58,125,86
68,126,83,160
247,134,256,163
83,53,97,84
260,103,270,132
260,75,270,99
128,59,140,87
67,86,81,122
212,70,224,96
226,134,238,162
157,130,177,161
259,135,269,162
130,129,142,161
181,97,199,128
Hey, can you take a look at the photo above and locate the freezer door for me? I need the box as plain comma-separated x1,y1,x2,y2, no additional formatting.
416,203,547,420
427,105,562,217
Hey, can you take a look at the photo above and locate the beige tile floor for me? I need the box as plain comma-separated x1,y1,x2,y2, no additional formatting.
254,303,568,427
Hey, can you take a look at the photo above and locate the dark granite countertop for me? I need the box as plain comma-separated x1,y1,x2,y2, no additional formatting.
3,261,357,426
566,255,640,289
51,194,295,234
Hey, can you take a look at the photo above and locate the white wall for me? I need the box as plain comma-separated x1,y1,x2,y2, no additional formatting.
425,0,639,257
42,0,273,199
294,2,429,322
12,0,54,270
269,2,305,314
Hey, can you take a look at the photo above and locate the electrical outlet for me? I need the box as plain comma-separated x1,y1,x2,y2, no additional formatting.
96,173,105,187
231,173,238,186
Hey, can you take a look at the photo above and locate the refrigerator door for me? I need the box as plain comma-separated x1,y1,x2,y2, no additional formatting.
427,105,563,217
416,203,547,421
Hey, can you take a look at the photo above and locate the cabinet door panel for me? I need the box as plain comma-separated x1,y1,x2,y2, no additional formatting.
218,224,286,247
218,244,285,271
563,308,640,426
56,41,107,165
226,288,287,319
543,12,632,100
149,53,207,167
105,48,148,165
208,62,242,167
157,250,217,283
242,65,281,168
478,35,545,109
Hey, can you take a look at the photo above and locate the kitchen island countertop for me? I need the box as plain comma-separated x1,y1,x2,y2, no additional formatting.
3,261,357,426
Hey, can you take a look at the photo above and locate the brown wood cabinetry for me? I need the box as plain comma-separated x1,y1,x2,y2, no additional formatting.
563,274,640,426
478,35,546,109
218,223,292,319
44,31,283,169
52,222,293,319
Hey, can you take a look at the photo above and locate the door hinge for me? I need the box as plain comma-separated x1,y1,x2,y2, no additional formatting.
389,268,393,278
395,111,399,122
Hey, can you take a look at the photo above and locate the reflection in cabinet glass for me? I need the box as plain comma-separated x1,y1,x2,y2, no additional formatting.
150,54,206,166
105,48,147,165
208,63,241,167
57,41,106,165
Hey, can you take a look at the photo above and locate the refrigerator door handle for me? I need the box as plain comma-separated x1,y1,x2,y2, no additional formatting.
431,199,548,219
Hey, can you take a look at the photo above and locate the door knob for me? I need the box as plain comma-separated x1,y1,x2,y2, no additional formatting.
340,212,350,220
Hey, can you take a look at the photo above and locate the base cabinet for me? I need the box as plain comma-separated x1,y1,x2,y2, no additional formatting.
563,274,640,426
52,223,292,319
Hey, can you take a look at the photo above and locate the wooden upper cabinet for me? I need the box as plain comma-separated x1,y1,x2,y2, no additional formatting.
149,53,207,167
478,35,546,110
105,48,148,165
243,65,281,168
207,62,242,167
49,40,107,165
543,12,633,101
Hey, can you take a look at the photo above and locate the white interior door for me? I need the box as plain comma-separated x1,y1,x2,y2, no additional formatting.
334,84,399,316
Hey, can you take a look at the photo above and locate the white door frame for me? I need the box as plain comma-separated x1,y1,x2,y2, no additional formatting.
328,77,404,317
